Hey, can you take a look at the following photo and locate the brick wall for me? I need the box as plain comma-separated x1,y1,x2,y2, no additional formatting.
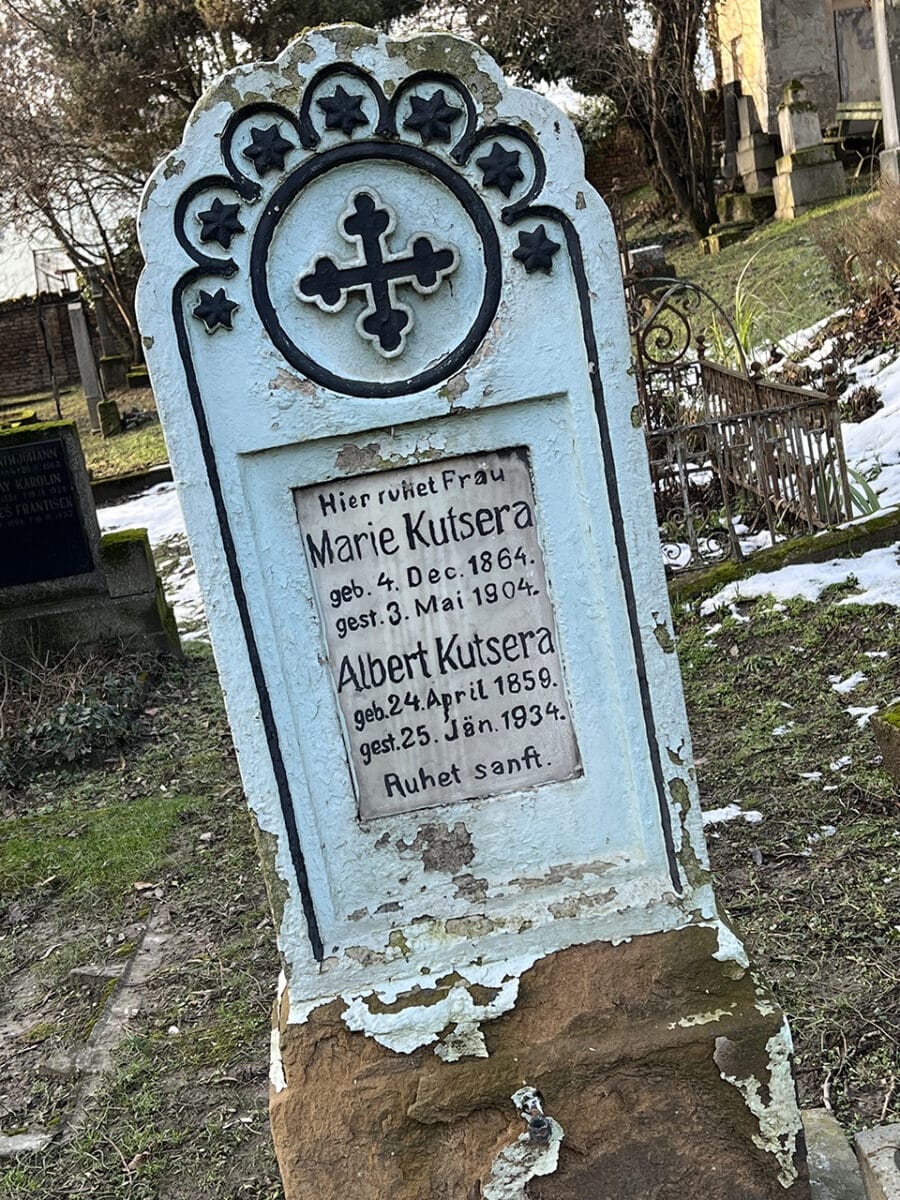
0,294,86,400
584,123,651,199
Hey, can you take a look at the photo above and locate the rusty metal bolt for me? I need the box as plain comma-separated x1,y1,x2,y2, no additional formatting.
527,1115,552,1144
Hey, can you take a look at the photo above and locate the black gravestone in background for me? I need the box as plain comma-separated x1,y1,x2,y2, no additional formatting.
0,438,93,588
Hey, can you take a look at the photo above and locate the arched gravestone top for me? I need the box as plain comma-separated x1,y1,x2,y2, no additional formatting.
137,26,725,1034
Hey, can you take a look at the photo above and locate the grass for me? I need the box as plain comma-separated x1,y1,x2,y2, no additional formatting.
677,589,900,1130
0,647,283,1200
1,384,168,481
0,795,196,907
626,186,876,347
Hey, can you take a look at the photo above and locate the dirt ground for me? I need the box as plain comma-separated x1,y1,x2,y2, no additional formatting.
1,583,898,1197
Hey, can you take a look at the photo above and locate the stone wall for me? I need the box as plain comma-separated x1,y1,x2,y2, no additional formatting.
584,123,650,198
716,0,851,135
0,294,84,400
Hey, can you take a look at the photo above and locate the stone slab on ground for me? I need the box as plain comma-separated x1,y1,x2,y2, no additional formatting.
803,1109,866,1200
855,1125,900,1200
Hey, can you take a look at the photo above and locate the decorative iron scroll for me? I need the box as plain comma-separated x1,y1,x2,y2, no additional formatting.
619,264,854,574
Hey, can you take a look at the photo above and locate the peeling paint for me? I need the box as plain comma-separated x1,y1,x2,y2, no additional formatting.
445,914,495,938
453,873,488,901
269,971,288,1093
339,958,531,1054
652,612,676,653
396,821,475,873
511,859,612,890
669,1007,734,1029
716,1020,803,1188
714,920,750,971
334,442,383,472
269,368,316,395
483,1087,564,1199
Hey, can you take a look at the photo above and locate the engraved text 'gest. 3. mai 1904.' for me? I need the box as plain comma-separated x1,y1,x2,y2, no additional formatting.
294,448,581,819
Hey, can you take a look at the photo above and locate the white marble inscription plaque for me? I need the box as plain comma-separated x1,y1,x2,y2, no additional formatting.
294,448,581,818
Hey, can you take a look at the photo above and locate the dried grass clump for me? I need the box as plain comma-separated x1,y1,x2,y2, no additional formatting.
816,186,900,309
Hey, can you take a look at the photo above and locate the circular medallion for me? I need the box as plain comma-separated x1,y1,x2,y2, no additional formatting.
251,142,502,399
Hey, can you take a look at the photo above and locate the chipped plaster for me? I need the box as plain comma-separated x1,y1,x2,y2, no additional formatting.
717,1020,803,1188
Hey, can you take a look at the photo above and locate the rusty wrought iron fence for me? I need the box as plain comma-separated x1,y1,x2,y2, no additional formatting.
608,185,855,574
643,351,853,573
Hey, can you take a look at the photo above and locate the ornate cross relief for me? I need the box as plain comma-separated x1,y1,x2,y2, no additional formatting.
166,56,577,398
295,190,459,358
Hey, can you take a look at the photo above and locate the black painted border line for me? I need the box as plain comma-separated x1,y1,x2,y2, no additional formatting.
172,265,325,962
521,203,683,894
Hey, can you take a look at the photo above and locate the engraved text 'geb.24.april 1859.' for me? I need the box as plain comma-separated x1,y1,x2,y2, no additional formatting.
294,448,581,818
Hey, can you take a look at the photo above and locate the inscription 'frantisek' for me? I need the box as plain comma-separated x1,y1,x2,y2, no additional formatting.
294,448,581,819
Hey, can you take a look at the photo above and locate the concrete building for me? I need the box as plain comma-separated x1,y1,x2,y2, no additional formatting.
715,0,878,136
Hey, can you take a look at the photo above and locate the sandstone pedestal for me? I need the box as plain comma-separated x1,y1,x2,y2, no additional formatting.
270,927,809,1200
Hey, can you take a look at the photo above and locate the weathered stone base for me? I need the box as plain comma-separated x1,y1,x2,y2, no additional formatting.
736,133,776,194
0,528,180,658
717,190,776,225
270,926,811,1200
774,146,847,220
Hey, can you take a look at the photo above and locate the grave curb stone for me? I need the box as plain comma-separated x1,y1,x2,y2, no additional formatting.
854,1125,900,1200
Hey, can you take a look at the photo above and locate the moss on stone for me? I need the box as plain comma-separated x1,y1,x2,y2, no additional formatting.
670,507,900,604
100,528,151,560
0,419,75,448
879,704,900,729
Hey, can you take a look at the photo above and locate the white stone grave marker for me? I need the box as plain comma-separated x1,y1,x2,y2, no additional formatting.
138,27,810,1199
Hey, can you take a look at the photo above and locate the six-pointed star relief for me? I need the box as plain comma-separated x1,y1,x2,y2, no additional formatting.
317,85,368,136
513,225,561,274
197,197,244,248
476,142,524,197
193,288,239,333
403,89,463,144
242,124,294,175
296,189,459,358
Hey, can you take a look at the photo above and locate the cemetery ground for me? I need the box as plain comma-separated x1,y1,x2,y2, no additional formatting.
1,595,899,1195
4,385,167,482
3,182,900,1193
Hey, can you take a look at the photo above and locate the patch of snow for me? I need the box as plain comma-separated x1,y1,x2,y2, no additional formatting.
772,724,794,737
847,705,879,728
864,650,889,659
829,756,852,771
702,805,764,827
830,670,867,694
800,772,822,781
700,543,900,613
806,825,837,844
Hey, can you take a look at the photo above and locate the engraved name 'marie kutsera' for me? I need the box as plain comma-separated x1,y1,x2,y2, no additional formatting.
294,449,581,820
